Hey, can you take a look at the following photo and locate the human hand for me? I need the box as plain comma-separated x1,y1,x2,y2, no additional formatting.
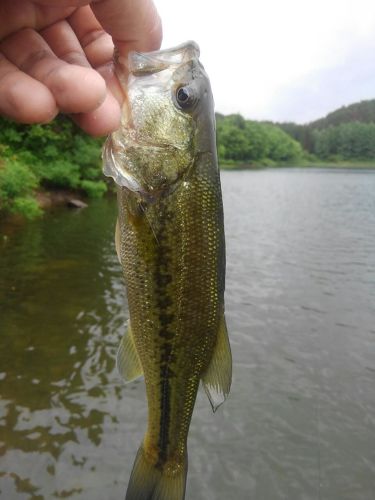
0,0,162,136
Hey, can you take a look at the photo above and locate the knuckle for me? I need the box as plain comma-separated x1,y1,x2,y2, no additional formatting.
19,48,54,73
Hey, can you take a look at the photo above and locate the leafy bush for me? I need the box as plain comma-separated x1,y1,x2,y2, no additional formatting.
0,115,107,218
0,159,38,198
35,160,81,188
0,159,41,219
80,180,107,198
11,196,42,219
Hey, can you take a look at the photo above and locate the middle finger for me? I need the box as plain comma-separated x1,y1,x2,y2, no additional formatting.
41,19,92,68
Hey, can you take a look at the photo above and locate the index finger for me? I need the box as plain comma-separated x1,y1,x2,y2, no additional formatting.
91,0,162,56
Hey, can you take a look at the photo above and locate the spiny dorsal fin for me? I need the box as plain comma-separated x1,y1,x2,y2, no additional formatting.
117,321,143,382
202,314,232,412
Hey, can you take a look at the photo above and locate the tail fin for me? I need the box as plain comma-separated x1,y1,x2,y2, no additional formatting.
125,445,188,500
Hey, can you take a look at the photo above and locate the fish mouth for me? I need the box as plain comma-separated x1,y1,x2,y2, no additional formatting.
117,41,200,77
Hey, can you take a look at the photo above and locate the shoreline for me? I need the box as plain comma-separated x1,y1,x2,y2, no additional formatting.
1,163,374,224
0,189,91,227
219,161,375,170
35,189,88,210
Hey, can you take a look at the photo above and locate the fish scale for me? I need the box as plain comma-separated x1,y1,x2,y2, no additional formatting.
118,162,221,457
103,41,232,500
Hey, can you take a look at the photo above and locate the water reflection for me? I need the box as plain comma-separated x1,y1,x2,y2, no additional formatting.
1,169,375,499
0,200,140,499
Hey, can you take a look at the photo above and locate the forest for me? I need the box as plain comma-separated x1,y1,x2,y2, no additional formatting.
219,100,375,162
277,99,375,155
216,113,303,164
1,98,375,218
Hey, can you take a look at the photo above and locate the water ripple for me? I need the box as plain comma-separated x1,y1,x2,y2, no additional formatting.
1,171,375,499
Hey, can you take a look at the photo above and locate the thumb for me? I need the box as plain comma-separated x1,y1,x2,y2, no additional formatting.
91,0,162,57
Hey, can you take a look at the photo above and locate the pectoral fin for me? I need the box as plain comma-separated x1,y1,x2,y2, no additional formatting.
202,314,232,412
117,321,143,382
115,218,121,264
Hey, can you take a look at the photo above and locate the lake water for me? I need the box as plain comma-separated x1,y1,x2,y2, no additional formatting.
0,168,374,500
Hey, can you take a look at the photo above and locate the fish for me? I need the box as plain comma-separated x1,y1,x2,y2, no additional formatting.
102,41,232,500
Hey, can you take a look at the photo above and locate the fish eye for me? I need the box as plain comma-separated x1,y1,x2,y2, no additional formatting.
175,86,195,109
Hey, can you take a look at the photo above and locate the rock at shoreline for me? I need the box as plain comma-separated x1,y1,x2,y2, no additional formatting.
36,190,88,210
67,199,88,209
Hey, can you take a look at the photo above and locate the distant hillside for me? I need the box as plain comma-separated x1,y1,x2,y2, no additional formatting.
276,99,375,152
309,99,375,129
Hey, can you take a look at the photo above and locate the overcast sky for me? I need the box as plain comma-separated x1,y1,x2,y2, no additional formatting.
156,0,375,123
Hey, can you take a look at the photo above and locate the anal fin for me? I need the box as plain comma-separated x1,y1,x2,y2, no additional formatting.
202,314,232,412
117,321,143,383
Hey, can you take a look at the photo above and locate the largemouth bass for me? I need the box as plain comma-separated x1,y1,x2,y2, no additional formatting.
103,41,232,500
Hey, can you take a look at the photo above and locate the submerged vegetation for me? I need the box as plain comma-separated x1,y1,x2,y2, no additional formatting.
1,99,375,218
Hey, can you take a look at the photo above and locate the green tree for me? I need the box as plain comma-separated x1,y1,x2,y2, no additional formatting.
216,114,302,164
